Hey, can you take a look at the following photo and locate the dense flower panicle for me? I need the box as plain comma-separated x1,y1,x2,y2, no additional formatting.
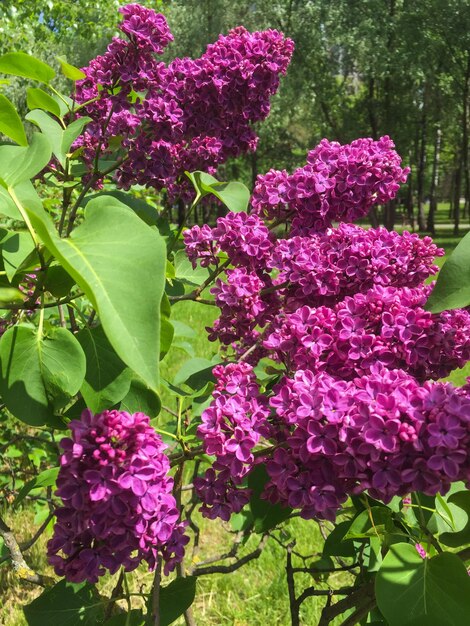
264,285,470,381
208,269,279,348
269,224,443,308
118,4,174,53
184,212,274,270
194,363,270,519
251,136,410,233
74,5,294,197
265,367,470,520
47,409,188,583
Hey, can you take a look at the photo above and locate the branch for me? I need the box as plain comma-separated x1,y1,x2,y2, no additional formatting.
0,292,84,311
0,515,53,586
192,535,268,576
318,581,375,626
66,157,127,235
151,560,162,626
168,259,231,304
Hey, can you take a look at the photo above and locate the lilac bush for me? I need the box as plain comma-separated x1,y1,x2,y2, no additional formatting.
1,4,470,624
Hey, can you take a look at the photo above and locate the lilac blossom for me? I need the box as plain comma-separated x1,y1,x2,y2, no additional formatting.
251,136,410,233
47,409,188,583
74,5,294,199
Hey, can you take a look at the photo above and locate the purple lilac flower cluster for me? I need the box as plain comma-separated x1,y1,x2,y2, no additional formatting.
185,212,274,270
251,136,410,234
47,409,188,583
74,4,294,199
187,135,470,523
194,363,270,521
266,366,470,521
268,224,443,308
264,284,470,382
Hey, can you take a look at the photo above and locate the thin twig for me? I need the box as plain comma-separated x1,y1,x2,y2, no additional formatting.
0,515,53,586
151,560,162,626
192,535,268,576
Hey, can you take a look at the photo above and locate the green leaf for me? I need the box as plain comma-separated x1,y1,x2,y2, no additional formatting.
0,230,36,281
104,611,145,626
84,191,160,227
23,195,166,391
120,377,161,417
77,325,132,413
186,171,250,213
160,378,213,399
0,133,51,187
174,357,219,390
26,88,61,117
439,490,470,547
25,112,90,169
345,507,393,539
0,94,27,146
0,325,86,425
23,580,104,625
26,109,65,167
0,52,55,83
173,250,210,286
154,576,196,626
323,521,357,558
248,465,292,532
43,265,76,298
375,544,470,626
15,467,59,507
0,287,24,304
62,117,91,156
172,321,196,340
0,185,21,219
56,56,86,81
426,230,470,312
160,318,174,360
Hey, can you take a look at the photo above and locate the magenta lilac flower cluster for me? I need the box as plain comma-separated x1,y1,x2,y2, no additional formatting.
264,284,470,382
251,136,410,234
47,409,188,583
194,363,270,521
74,4,294,199
266,366,470,521
187,135,470,523
268,224,443,308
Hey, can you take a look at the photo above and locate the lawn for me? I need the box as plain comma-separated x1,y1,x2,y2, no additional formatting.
1,212,469,626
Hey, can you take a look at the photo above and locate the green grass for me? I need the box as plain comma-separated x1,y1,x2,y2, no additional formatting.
2,219,469,625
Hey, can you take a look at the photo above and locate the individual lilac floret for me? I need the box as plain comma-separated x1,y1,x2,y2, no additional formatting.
251,136,410,233
264,284,470,381
47,409,188,583
265,367,470,521
194,363,270,520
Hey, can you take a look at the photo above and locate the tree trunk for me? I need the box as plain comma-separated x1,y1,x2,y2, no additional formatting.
368,206,380,228
251,151,258,191
464,55,470,221
405,149,415,230
417,85,427,231
453,163,462,236
177,199,185,228
367,78,379,139
383,200,397,231
427,126,441,235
